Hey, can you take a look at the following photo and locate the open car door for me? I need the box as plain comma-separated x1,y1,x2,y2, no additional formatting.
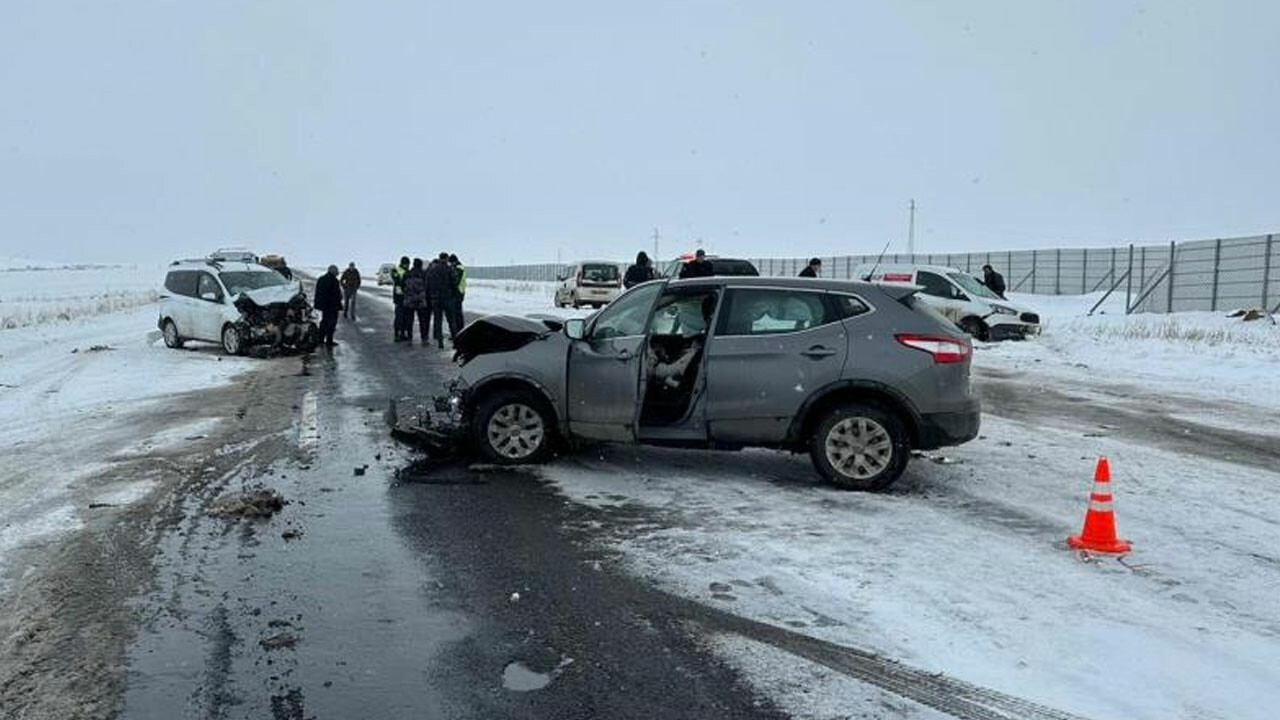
566,283,663,441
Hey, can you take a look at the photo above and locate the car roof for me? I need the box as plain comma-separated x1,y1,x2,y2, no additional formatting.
168,260,274,273
573,260,621,266
855,263,966,275
665,275,890,293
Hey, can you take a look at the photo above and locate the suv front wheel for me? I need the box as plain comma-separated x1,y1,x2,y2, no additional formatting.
221,324,245,356
810,403,909,491
471,389,556,465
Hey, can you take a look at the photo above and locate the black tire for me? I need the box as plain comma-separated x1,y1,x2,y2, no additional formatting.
161,319,184,349
471,388,556,465
809,403,910,491
221,324,245,356
959,316,989,342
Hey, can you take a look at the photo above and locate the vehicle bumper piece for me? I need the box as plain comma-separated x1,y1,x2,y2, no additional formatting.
917,406,981,449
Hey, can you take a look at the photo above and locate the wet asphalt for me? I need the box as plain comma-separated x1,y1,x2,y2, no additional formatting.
120,288,788,720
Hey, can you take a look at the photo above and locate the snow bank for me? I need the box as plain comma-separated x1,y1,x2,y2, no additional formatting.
985,291,1280,411
0,265,164,329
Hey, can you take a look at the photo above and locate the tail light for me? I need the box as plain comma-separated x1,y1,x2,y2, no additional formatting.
895,334,971,364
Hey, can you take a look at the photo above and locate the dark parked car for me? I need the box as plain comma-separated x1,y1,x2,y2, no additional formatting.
390,276,979,490
660,254,759,279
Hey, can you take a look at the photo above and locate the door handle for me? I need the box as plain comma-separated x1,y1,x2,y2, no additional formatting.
615,349,633,361
801,346,837,358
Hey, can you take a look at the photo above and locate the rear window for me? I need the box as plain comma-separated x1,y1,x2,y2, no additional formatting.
164,270,198,297
708,259,759,276
581,264,620,283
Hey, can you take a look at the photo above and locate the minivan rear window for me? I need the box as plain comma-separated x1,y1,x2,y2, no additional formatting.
581,264,620,284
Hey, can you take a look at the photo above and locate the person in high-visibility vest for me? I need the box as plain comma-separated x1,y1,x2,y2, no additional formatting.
447,254,466,339
391,256,410,341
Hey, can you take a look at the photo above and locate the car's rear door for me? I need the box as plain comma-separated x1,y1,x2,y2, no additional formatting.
704,287,848,443
163,270,199,338
566,283,663,441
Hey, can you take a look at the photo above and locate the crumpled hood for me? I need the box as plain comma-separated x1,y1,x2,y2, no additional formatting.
453,314,560,364
239,285,304,306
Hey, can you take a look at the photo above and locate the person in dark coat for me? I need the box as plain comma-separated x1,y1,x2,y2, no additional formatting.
313,265,343,347
424,253,456,348
982,264,1007,299
392,256,411,341
275,258,294,281
679,249,713,279
340,262,361,320
403,258,429,342
446,254,466,340
799,258,822,278
624,251,657,288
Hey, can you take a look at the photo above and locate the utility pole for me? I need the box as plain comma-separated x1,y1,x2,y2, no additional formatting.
652,227,660,260
907,199,916,257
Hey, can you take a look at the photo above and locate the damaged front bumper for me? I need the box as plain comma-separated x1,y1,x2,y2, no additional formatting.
385,382,468,452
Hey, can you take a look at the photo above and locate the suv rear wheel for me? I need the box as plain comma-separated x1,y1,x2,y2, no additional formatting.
162,319,184,349
471,389,556,465
810,403,909,491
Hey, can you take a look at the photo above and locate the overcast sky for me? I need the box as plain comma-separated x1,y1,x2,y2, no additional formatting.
2,1,1277,267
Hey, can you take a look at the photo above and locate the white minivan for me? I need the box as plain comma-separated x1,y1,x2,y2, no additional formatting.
553,261,623,308
854,263,1040,341
159,259,316,355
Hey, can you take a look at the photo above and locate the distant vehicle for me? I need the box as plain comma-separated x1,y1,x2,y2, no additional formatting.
159,258,316,356
377,263,396,286
660,254,759,279
209,247,259,264
390,275,980,491
854,263,1040,341
554,261,623,309
258,254,286,270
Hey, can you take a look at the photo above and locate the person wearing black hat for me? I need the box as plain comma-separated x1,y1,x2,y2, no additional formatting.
799,258,822,278
679,249,713,279
982,264,1007,299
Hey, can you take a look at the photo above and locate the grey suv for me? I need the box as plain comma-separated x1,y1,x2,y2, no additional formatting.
391,276,980,490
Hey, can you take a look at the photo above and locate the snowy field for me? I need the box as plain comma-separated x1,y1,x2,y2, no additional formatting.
0,265,256,584
0,260,165,329
461,281,1280,719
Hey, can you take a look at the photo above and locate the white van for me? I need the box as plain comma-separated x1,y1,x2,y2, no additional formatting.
554,261,623,308
854,263,1040,341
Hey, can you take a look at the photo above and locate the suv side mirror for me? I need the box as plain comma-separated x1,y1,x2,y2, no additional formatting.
564,318,586,340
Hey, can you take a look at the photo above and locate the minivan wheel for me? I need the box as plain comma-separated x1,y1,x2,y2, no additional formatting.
960,317,990,342
810,403,909,491
162,319,184,349
472,389,556,465
221,324,245,356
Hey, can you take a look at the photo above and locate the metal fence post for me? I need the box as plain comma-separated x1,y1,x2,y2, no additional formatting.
1055,248,1061,294
1125,244,1134,313
1081,248,1088,294
1263,234,1274,309
1166,240,1177,313
1210,238,1222,311
1032,250,1038,293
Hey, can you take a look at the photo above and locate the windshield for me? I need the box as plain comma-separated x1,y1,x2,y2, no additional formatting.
948,272,1001,300
219,271,291,296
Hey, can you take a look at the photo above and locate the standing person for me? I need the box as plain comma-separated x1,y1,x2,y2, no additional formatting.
799,258,822,278
403,258,429,343
624,251,657,288
275,257,294,281
391,256,410,341
447,254,466,339
340,262,362,320
425,252,456,349
313,265,342,348
679,249,713,279
982,264,1007,299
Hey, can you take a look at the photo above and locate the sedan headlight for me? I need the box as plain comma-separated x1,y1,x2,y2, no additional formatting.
990,304,1017,315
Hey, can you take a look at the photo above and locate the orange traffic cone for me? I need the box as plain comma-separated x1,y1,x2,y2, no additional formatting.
1067,457,1132,554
